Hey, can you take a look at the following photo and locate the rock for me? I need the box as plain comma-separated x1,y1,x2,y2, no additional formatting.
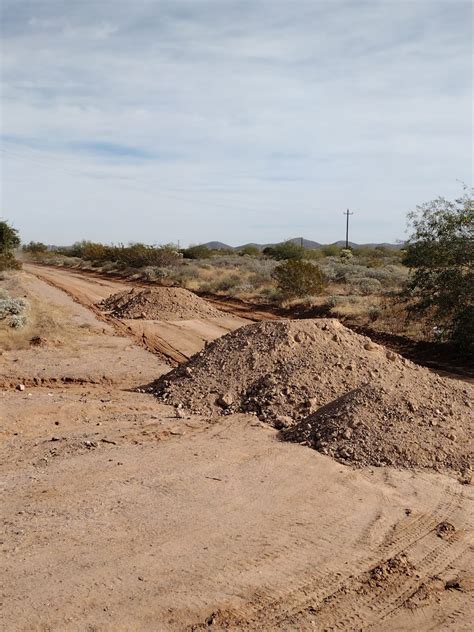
175,408,186,419
217,393,234,408
16,384,25,392
274,415,293,429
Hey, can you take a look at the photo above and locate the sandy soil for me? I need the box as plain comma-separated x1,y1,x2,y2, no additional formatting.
24,264,250,362
1,266,473,631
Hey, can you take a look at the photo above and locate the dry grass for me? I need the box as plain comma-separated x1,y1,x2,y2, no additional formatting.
0,272,96,351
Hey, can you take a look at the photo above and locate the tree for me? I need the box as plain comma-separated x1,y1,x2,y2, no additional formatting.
182,244,213,259
263,240,305,261
403,189,473,355
22,241,48,254
272,259,325,298
0,221,21,270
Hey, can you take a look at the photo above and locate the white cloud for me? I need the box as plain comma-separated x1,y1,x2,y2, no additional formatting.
1,0,472,245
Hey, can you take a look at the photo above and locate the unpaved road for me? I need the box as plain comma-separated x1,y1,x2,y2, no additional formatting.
24,264,250,363
1,268,473,631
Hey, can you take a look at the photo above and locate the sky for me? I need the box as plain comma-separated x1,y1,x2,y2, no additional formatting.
1,0,472,247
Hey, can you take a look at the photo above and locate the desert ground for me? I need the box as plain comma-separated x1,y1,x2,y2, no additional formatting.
1,264,473,631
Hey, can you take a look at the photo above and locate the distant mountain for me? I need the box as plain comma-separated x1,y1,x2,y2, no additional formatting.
201,241,233,250
201,239,402,251
236,238,322,251
330,240,403,249
286,237,322,249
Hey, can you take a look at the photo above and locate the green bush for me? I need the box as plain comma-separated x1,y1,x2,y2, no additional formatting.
57,241,181,269
182,245,213,259
263,240,305,261
237,245,261,257
0,253,22,271
272,260,325,298
403,188,473,356
0,221,21,270
22,241,48,254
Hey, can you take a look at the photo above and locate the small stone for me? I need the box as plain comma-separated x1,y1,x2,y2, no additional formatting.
16,384,25,391
217,393,234,408
175,408,186,419
273,415,293,429
343,428,353,440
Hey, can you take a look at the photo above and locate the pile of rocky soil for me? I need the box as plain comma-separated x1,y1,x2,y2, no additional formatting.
283,377,472,475
150,319,417,421
99,288,222,321
150,318,472,474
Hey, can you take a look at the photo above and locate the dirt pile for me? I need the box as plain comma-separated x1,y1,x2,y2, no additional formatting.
151,318,473,474
283,377,472,475
99,288,222,321
150,319,428,420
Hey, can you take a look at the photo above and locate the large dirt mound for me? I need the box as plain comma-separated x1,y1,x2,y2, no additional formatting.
99,288,222,321
283,379,472,475
151,318,470,421
150,318,473,474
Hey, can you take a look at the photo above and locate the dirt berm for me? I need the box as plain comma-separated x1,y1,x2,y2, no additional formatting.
99,287,222,320
151,319,473,474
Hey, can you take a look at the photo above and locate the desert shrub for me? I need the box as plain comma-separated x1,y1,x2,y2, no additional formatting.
10,314,27,328
0,294,29,327
22,241,48,254
57,241,182,268
357,278,383,295
214,274,241,292
142,266,170,282
339,248,353,261
237,245,261,257
272,260,325,298
183,245,213,259
263,240,305,261
0,221,21,270
0,253,22,271
324,295,343,309
258,286,282,301
244,258,277,277
368,305,381,322
321,244,341,257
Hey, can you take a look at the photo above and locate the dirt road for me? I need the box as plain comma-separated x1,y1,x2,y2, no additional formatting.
24,264,251,363
1,267,473,631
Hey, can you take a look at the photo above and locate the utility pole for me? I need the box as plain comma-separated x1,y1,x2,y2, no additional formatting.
343,209,354,249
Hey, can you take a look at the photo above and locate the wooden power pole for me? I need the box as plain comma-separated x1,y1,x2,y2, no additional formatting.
344,209,354,249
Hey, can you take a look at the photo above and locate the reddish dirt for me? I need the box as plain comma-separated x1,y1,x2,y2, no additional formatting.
2,266,473,631
100,287,223,320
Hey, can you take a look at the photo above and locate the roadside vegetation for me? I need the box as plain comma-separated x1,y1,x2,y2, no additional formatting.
403,188,473,357
20,188,473,357
0,221,21,271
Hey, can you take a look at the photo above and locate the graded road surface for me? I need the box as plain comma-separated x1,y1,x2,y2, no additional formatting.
1,266,473,631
